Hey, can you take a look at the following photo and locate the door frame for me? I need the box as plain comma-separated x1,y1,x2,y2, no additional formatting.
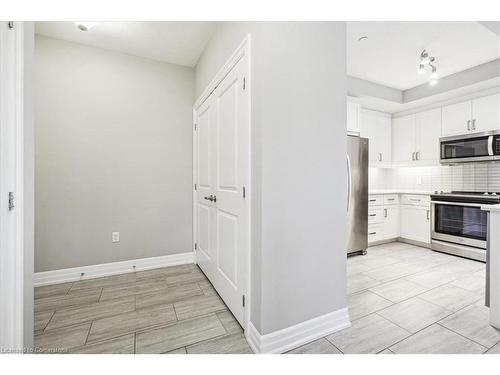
0,21,25,351
192,35,251,330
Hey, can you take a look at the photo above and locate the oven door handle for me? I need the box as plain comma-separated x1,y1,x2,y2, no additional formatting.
488,135,494,156
431,201,484,208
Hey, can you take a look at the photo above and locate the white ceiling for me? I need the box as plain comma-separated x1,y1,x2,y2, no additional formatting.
35,22,218,67
347,21,500,90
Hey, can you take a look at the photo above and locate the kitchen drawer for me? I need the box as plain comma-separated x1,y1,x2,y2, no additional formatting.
384,194,399,205
368,224,384,243
401,194,430,207
368,195,384,206
368,208,384,224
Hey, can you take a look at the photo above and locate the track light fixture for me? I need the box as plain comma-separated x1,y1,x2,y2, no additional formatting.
74,22,99,31
418,49,439,85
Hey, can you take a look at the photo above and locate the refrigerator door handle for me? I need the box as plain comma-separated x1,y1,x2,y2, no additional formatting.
347,155,352,213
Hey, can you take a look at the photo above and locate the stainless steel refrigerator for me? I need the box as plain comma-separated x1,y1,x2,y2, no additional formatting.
347,136,369,255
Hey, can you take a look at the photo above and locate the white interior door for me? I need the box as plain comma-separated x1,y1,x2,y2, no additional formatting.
194,52,249,328
195,98,216,273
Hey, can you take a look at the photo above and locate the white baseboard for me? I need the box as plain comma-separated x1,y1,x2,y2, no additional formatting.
34,252,195,287
246,308,350,354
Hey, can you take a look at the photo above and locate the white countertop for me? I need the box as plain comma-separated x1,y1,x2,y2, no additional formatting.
369,189,434,195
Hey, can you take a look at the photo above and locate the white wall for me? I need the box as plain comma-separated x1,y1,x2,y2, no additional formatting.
35,36,195,272
196,22,348,335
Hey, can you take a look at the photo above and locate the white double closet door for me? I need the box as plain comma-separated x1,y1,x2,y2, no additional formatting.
194,52,249,328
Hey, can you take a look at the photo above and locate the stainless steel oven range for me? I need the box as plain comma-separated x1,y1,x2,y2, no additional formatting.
430,191,499,262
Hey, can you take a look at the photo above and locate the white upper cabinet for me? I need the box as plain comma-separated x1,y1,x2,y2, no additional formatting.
392,114,416,163
415,108,442,162
392,107,441,165
442,100,471,136
360,109,391,166
472,93,500,133
442,93,500,136
347,97,360,135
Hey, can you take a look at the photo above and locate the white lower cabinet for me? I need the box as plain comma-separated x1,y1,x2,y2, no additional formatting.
383,206,400,239
400,198,431,244
368,194,399,244
368,224,384,243
368,193,429,245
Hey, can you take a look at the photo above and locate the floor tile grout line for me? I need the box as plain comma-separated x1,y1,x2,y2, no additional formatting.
344,244,488,354
97,287,104,303
46,295,222,341
352,249,483,279
39,310,56,334
372,312,413,335
381,297,488,353
69,331,138,351
176,331,232,354
89,315,179,345
324,336,345,354
65,282,75,295
350,271,485,315
34,265,223,351
84,320,94,345
327,311,412,354
436,321,491,350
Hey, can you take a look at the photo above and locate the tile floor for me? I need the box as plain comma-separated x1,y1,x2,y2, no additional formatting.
293,241,500,354
34,241,500,354
34,263,252,354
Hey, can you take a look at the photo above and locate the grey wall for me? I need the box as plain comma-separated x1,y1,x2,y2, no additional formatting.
196,22,348,335
35,36,195,272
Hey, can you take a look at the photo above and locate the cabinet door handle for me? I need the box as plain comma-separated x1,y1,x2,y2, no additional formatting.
384,208,387,218
467,120,471,131
426,210,430,220
369,232,377,235
472,119,476,131
416,151,420,160
378,153,382,162
412,152,415,161
369,214,377,217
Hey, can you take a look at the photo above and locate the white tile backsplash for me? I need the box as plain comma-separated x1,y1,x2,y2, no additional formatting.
370,163,500,193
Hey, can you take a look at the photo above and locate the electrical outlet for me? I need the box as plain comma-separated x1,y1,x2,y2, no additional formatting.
416,176,422,185
112,232,120,243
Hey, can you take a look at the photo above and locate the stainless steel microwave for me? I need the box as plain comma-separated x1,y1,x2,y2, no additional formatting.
440,130,500,164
